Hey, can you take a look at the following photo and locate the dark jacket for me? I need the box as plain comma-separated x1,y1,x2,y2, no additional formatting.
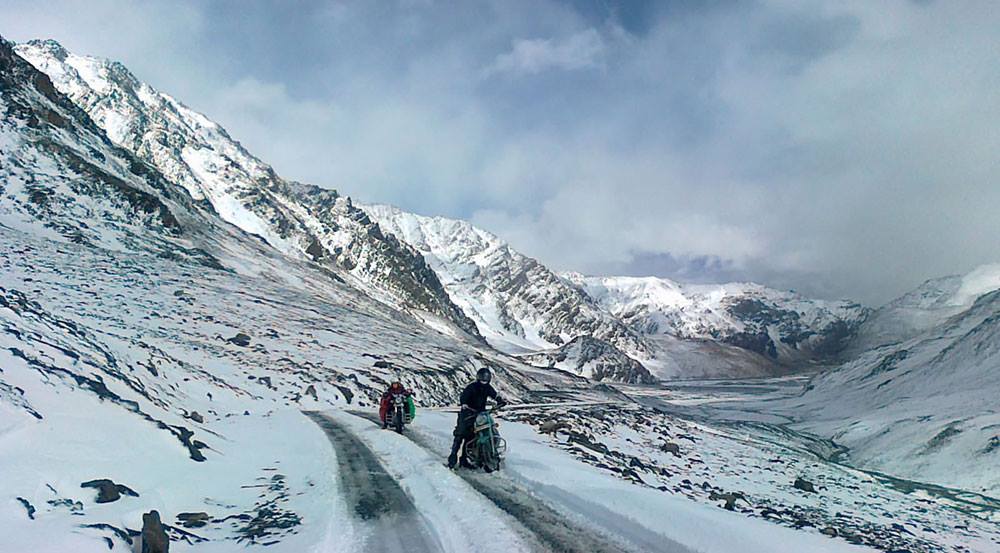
460,381,502,412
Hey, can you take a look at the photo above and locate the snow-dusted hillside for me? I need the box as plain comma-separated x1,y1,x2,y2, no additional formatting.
789,272,1000,495
363,204,653,377
518,335,654,384
14,39,481,340
846,263,1000,355
570,275,869,366
364,205,875,381
3,35,999,552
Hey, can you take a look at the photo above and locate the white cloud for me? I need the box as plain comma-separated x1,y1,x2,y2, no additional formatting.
5,0,1000,304
485,28,605,76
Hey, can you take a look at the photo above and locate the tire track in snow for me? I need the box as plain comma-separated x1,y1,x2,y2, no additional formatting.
304,411,443,553
351,411,637,553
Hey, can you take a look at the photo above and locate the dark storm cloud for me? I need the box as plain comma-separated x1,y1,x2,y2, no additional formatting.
4,0,999,305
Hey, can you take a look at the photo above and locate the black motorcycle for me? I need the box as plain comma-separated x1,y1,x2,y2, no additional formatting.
389,392,413,433
460,407,507,472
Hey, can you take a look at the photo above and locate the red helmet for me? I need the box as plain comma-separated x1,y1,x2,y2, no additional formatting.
390,382,403,390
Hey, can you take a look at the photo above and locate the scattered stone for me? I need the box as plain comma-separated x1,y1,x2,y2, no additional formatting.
47,498,84,513
373,360,391,368
709,491,746,511
794,477,817,494
539,420,569,434
660,441,681,457
226,333,252,347
186,411,204,424
176,512,210,528
16,497,35,519
304,385,318,400
258,376,273,388
244,410,251,416
822,526,838,537
81,479,139,503
81,523,135,546
142,510,170,553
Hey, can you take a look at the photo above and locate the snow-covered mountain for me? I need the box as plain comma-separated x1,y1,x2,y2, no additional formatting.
788,265,1000,495
363,204,654,381
13,38,878,383
14,39,482,341
570,275,870,366
845,263,1000,355
4,35,999,552
518,335,655,384
363,205,876,380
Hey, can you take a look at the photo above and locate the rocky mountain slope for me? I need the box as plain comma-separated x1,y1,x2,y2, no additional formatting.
0,36,599,547
4,34,1000,552
845,263,1000,355
362,204,648,354
570,275,870,366
14,39,481,340
14,39,879,383
364,205,875,380
787,265,1000,495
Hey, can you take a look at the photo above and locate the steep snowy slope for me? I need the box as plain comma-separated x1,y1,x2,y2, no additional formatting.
363,204,653,382
15,39,481,340
571,275,869,366
846,263,1000,355
790,285,1000,495
0,37,228,266
0,37,599,548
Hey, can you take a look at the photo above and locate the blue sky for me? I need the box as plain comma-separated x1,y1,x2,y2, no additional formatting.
6,0,999,304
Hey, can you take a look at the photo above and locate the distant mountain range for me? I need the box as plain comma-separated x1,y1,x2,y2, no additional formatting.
11,38,998,403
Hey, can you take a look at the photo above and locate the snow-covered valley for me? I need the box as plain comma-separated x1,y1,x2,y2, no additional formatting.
2,33,1000,553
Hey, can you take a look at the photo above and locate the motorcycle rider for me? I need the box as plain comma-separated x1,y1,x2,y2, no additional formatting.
447,367,507,468
379,381,413,429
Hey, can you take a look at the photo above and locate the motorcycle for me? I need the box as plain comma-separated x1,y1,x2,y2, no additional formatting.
388,392,414,433
460,407,507,473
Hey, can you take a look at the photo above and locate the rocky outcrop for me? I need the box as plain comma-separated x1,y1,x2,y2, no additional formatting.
141,510,169,553
520,335,655,384
571,275,870,366
80,479,139,503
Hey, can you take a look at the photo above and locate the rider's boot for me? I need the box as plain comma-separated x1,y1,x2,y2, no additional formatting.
446,435,463,468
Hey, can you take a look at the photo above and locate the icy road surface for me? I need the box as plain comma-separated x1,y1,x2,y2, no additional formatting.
310,408,872,553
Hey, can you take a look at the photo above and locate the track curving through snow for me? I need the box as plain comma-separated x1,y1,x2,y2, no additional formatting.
304,411,444,553
350,411,658,553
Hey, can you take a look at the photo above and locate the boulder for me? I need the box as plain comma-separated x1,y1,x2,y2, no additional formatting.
660,441,681,457
176,511,210,528
538,421,569,434
80,479,139,503
794,477,817,493
141,510,169,553
226,333,251,347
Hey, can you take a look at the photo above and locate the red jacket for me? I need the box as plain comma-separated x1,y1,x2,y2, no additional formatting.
379,386,412,422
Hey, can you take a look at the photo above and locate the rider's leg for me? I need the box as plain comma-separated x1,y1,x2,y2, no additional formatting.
447,411,472,467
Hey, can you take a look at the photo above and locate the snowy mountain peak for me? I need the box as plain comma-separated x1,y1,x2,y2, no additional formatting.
15,39,483,340
361,204,652,372
572,274,869,365
848,262,1000,354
